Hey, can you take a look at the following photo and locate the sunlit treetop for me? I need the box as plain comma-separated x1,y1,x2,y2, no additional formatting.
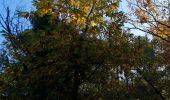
32,0,121,35
126,0,170,40
150,21,170,38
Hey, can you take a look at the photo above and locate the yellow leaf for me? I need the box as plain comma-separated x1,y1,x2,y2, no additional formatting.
110,5,117,11
84,6,91,12
91,21,97,27
71,1,80,7
41,9,49,14
77,17,85,24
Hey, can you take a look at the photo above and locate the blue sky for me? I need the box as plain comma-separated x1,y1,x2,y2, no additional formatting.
0,0,33,45
120,0,148,36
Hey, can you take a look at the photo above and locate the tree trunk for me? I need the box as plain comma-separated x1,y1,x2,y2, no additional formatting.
72,68,80,100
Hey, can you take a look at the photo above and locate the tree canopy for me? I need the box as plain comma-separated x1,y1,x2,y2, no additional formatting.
0,0,170,100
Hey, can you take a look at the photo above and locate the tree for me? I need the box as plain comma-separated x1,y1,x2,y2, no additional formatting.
0,0,123,99
0,0,170,100
126,0,170,41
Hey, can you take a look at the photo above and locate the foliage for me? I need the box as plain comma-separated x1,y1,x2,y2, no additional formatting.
127,0,170,41
0,0,170,100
